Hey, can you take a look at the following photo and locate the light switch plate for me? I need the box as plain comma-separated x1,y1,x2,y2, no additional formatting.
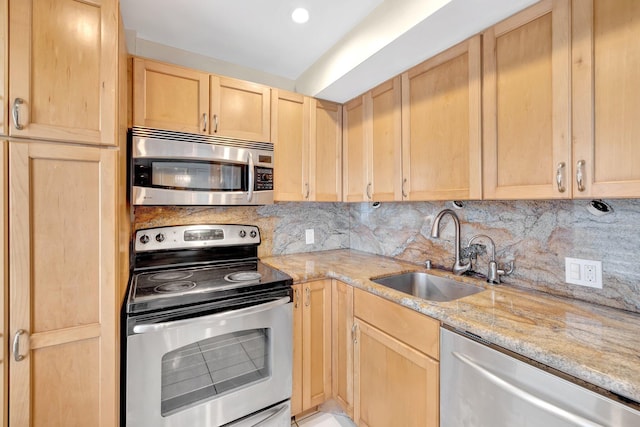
565,257,602,289
305,229,314,245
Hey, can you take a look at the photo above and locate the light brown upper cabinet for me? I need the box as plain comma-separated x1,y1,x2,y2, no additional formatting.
272,89,342,202
310,100,342,201
9,0,118,145
402,37,482,201
210,76,271,141
133,58,271,141
483,0,571,199
133,58,210,134
572,0,640,198
342,96,368,202
342,78,402,202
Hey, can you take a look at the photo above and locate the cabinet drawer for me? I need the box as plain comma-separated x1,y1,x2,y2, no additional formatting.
354,288,439,360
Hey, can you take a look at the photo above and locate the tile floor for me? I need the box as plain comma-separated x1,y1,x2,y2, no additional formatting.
292,400,356,427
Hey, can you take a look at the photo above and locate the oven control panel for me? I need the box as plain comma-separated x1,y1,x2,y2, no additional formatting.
135,224,260,252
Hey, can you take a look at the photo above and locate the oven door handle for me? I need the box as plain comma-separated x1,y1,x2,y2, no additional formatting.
132,296,290,334
251,402,289,427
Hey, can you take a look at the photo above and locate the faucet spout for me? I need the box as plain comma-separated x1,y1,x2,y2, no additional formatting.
430,209,471,275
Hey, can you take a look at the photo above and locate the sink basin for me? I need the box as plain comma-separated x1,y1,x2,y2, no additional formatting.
371,272,484,302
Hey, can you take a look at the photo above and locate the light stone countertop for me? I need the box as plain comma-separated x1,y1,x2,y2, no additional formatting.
261,249,640,404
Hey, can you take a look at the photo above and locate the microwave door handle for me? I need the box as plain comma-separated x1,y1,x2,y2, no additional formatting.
247,152,255,202
132,296,290,334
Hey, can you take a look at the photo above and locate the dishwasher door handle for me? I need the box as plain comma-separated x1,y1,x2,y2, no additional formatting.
452,351,604,427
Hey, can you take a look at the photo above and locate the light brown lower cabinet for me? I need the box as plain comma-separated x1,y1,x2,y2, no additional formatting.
353,288,439,427
291,280,332,416
8,141,118,427
332,280,354,417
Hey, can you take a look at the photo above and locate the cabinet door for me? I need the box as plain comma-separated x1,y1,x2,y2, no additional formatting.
483,0,571,199
132,58,209,134
272,89,310,201
291,284,303,416
332,280,353,417
302,280,332,410
211,76,270,141
369,77,402,202
0,141,6,427
572,0,640,197
342,96,368,202
310,100,342,202
9,142,117,427
9,0,117,145
354,319,439,427
402,36,482,201
0,0,7,136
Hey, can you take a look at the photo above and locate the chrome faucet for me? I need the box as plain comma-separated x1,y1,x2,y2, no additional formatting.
430,209,471,275
467,234,515,284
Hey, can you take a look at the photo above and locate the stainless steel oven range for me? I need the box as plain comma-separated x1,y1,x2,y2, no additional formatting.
122,224,293,427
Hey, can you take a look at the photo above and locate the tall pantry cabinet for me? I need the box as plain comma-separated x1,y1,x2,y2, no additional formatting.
2,0,121,426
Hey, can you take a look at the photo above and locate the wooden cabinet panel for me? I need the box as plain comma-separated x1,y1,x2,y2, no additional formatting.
211,76,270,141
353,289,439,427
483,0,571,199
310,100,342,202
402,36,481,201
370,77,402,202
342,96,368,202
332,280,353,417
354,320,438,427
291,280,332,416
8,142,117,427
9,0,117,145
0,141,6,427
0,0,6,137
272,89,309,201
572,0,640,197
133,58,209,134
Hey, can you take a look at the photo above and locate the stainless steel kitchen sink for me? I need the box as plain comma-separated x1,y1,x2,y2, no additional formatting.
371,272,485,302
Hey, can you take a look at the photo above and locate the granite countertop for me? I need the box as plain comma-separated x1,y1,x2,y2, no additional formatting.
261,249,640,404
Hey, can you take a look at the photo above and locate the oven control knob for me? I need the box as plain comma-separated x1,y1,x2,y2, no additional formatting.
249,230,257,238
139,234,150,244
239,230,247,238
155,233,165,243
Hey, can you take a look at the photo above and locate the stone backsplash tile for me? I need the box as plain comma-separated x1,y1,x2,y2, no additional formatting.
132,199,640,313
349,200,640,313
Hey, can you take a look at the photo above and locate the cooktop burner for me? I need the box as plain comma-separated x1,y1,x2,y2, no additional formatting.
125,224,293,315
153,281,197,293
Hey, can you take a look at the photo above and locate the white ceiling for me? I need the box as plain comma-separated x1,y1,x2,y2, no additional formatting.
120,0,540,103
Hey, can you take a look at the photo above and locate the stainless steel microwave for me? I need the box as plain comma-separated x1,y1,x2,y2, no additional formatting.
130,127,274,205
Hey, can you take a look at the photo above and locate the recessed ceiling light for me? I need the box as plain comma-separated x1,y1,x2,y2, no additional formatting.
291,7,309,24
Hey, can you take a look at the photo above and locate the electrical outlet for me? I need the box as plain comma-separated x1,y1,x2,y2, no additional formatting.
305,229,314,245
565,257,602,289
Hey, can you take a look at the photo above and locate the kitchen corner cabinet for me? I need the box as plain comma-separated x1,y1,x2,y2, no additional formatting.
8,142,118,427
342,77,402,203
332,280,354,417
353,289,439,427
291,281,332,416
133,58,271,141
9,0,118,145
402,36,482,201
483,0,571,199
272,90,341,202
572,0,640,197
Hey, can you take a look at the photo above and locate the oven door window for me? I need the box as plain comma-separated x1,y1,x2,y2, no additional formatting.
161,328,270,416
135,160,246,191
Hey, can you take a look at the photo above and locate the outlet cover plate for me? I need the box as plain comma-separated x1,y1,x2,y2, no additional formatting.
565,257,602,289
305,229,314,245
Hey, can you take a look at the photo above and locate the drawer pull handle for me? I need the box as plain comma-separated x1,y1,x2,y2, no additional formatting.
12,98,25,130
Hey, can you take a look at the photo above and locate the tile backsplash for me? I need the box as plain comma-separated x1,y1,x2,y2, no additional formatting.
134,199,640,313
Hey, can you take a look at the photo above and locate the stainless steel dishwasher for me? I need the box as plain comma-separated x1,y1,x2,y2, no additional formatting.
440,327,640,427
